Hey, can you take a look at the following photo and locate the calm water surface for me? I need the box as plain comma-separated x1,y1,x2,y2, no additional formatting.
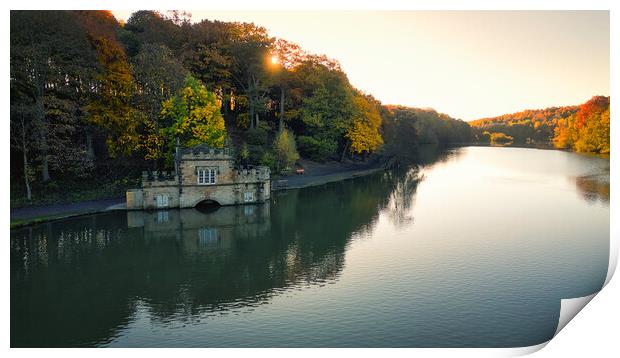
10,146,610,347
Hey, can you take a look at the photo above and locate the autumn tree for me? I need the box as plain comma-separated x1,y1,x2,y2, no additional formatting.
86,34,144,157
273,128,300,172
553,96,610,153
345,93,383,158
161,75,227,164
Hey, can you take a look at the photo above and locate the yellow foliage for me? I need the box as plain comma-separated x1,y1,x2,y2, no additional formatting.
346,94,383,154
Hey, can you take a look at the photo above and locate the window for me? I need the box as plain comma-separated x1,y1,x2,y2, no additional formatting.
156,194,169,208
197,167,217,185
198,227,218,245
244,191,254,202
157,211,169,223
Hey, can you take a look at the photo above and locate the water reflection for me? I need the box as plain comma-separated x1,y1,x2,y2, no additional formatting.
10,146,608,348
574,173,610,204
11,164,430,347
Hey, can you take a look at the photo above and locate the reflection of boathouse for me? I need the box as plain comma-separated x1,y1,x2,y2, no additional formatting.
127,205,271,251
126,144,270,210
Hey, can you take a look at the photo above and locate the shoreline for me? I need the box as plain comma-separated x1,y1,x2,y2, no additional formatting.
10,144,607,229
10,161,389,229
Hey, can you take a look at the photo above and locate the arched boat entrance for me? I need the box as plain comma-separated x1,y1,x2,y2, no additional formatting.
195,199,222,213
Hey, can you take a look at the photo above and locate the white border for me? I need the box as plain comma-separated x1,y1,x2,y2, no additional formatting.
3,1,617,357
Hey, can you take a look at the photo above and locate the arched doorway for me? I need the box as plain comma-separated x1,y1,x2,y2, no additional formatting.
195,199,222,213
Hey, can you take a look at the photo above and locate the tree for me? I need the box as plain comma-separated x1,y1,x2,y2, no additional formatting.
161,75,227,164
552,96,609,154
380,105,419,164
345,93,383,157
490,132,514,144
10,102,36,200
132,44,188,164
11,10,98,182
269,39,309,131
295,62,356,161
273,129,299,172
86,35,143,157
228,22,274,129
123,10,183,55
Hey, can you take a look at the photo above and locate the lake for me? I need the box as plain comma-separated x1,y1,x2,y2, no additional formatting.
10,146,610,347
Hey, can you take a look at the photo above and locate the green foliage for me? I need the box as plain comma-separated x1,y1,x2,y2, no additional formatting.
245,122,270,145
414,109,473,144
273,129,300,172
10,10,492,206
161,75,227,160
297,135,338,162
380,105,420,163
236,142,250,165
259,150,277,172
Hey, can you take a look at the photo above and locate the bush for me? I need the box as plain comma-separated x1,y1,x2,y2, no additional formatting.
236,113,249,129
490,132,514,144
245,122,270,146
259,151,277,172
236,142,250,165
297,135,337,162
273,129,300,172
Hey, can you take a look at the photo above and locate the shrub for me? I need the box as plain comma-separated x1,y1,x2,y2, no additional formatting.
297,135,337,162
489,132,514,144
273,129,300,172
259,151,277,172
245,122,270,146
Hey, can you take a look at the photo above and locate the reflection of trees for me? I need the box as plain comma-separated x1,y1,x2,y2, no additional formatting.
383,145,461,228
10,167,404,347
11,146,459,347
574,173,610,204
415,144,463,167
385,168,423,227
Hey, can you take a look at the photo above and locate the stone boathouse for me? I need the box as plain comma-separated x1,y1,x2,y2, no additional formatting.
126,144,271,210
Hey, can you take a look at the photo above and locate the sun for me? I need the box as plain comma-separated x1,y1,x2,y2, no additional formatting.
270,55,279,65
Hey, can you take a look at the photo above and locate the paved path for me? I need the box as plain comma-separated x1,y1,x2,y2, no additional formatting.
10,197,125,222
11,158,390,226
273,159,387,190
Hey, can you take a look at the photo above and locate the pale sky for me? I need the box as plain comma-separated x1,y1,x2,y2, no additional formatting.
112,10,609,121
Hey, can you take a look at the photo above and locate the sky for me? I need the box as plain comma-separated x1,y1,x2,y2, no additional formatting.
111,10,609,121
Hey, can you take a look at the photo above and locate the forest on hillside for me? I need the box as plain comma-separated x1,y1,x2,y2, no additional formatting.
10,10,472,205
470,96,610,153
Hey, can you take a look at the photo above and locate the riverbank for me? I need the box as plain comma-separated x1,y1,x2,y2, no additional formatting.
10,198,126,229
10,158,389,229
271,158,388,190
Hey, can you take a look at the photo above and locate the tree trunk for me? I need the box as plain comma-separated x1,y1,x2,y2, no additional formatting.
20,114,32,201
279,86,285,131
36,97,50,182
174,136,180,176
86,131,94,159
255,113,259,128
340,141,350,162
248,76,254,129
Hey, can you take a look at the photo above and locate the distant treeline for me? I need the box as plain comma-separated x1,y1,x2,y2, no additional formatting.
10,10,472,203
470,96,609,153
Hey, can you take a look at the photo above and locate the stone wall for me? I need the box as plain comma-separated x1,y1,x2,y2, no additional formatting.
127,146,271,210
